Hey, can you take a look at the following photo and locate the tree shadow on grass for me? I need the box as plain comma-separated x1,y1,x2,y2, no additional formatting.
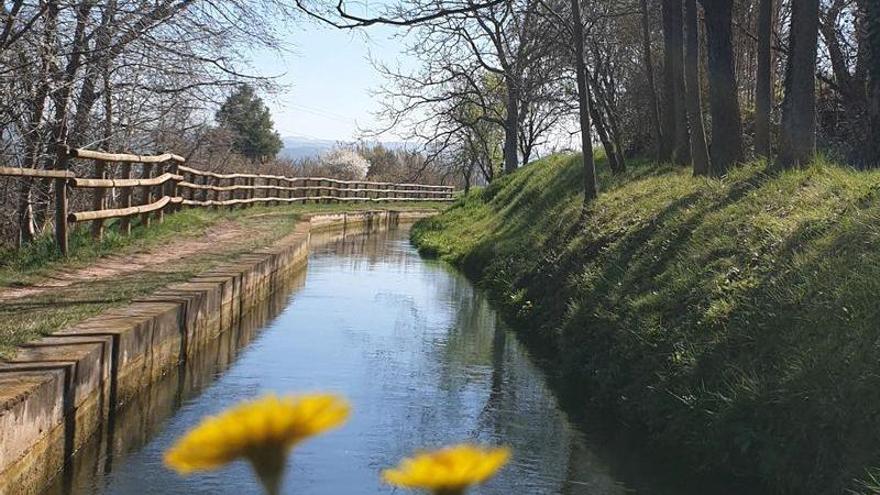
540,168,880,494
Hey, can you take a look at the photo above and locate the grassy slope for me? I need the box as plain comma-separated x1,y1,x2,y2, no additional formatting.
411,154,880,494
0,202,446,356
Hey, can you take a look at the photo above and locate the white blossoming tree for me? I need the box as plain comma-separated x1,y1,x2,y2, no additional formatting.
320,149,370,180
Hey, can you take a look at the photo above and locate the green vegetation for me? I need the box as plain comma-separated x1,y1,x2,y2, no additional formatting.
216,84,283,161
0,202,445,357
411,154,880,494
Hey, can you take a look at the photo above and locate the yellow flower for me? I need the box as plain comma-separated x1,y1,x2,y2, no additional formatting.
382,443,511,494
165,393,349,494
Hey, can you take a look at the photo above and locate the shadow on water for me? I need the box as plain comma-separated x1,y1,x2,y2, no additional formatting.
45,225,736,494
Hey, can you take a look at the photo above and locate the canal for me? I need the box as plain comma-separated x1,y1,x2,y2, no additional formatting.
45,224,691,494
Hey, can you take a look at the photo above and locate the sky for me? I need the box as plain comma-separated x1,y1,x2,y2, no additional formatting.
248,20,413,142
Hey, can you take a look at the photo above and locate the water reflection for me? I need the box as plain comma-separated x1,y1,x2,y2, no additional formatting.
46,226,686,495
42,267,308,495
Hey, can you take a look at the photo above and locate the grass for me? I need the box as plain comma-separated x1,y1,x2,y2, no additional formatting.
0,202,447,357
411,154,880,494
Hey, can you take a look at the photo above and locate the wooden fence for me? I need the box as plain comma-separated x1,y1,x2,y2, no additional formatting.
0,148,455,255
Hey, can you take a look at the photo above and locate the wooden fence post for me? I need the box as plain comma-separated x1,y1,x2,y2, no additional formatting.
90,158,107,240
168,159,180,213
119,162,133,235
200,174,209,203
140,163,152,227
54,176,68,255
155,162,165,224
205,175,220,210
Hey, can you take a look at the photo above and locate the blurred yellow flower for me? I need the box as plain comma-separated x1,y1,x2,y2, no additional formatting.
164,393,349,494
382,443,511,494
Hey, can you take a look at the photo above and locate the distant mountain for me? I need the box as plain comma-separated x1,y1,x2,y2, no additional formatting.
279,136,337,161
279,135,412,161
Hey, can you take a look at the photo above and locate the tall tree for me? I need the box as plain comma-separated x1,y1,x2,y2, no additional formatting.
866,0,880,166
661,0,690,164
754,0,772,157
216,85,283,162
683,0,710,175
640,0,664,163
700,0,744,176
570,0,598,202
777,0,820,168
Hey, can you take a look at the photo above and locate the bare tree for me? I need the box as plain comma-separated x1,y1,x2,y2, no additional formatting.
0,0,300,247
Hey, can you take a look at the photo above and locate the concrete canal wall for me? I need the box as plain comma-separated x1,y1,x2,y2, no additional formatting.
0,209,434,495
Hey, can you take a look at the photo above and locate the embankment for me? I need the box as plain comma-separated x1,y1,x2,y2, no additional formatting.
0,209,433,495
411,154,880,494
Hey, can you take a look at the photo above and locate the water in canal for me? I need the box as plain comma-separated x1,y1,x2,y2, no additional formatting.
46,224,692,495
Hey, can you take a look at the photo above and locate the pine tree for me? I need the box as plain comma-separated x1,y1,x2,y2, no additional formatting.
216,85,283,162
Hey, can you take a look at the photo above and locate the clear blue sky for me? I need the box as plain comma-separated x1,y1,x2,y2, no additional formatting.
249,21,412,142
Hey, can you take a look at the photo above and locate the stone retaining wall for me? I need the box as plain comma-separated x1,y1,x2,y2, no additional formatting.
0,209,434,495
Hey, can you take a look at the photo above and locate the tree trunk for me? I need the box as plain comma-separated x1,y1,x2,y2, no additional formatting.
588,82,621,173
588,68,627,172
661,0,689,163
640,0,664,163
670,0,691,165
521,142,533,168
684,0,710,175
755,0,773,157
603,99,628,173
16,181,34,247
50,0,92,255
503,78,520,174
571,0,598,202
16,0,56,247
777,0,819,169
866,0,880,166
701,0,744,176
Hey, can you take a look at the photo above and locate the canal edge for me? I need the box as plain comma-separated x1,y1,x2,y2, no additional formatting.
0,209,436,495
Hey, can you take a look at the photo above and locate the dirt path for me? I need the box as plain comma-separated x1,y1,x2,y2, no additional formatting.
0,218,279,302
0,207,311,356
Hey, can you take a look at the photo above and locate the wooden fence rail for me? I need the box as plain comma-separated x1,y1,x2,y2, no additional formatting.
0,148,455,255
